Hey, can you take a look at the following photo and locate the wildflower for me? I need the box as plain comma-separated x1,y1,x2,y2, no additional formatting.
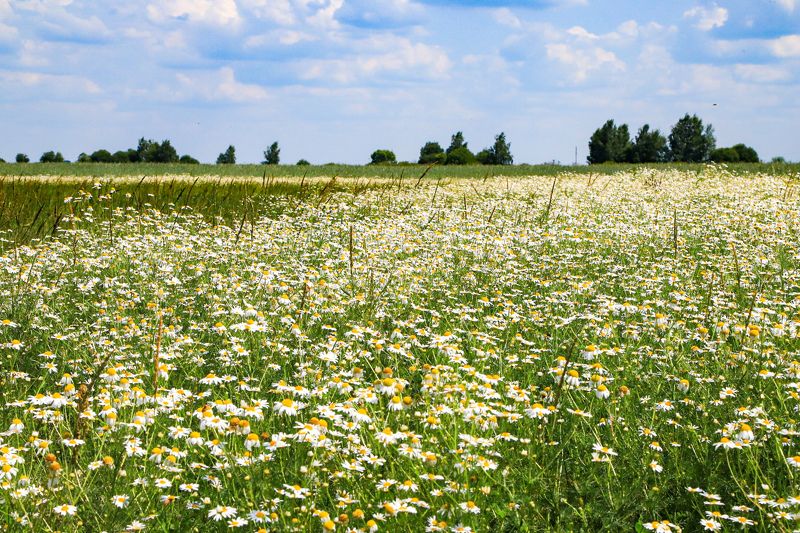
112,495,129,508
53,504,77,516
208,506,238,521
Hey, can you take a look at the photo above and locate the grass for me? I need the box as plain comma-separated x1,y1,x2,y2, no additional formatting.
1,165,800,531
1,161,799,179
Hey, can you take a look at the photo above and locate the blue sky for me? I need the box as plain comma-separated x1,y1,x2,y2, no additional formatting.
0,0,798,164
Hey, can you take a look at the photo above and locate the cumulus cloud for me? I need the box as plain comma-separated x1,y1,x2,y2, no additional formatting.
545,42,625,82
299,36,450,83
770,34,800,57
683,4,728,31
734,63,791,83
147,0,240,27
175,67,269,103
775,0,796,12
0,69,101,95
492,8,522,28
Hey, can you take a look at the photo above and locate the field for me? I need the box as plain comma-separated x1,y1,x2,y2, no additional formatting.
2,165,800,531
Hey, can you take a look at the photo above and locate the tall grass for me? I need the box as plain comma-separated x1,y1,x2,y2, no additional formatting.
2,161,798,179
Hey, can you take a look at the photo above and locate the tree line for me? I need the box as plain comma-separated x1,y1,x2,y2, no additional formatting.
370,131,513,166
3,138,288,166
588,113,760,164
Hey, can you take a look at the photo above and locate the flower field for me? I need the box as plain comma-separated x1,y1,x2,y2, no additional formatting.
2,167,800,531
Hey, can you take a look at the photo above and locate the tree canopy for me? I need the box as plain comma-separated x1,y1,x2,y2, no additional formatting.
217,145,236,165
668,114,716,163
588,120,632,164
263,142,280,165
369,149,397,165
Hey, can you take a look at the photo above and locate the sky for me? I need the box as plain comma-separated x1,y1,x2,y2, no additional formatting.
0,0,798,165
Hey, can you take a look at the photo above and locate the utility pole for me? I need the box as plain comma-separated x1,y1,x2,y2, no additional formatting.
574,146,578,166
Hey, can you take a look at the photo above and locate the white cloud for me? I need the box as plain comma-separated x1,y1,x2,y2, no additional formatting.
0,0,12,18
566,26,599,41
240,0,296,25
175,67,269,103
546,42,625,83
0,21,17,45
244,30,317,48
0,69,101,94
493,8,521,29
147,0,240,27
734,64,791,83
775,0,796,12
299,36,450,83
683,5,728,31
770,34,800,57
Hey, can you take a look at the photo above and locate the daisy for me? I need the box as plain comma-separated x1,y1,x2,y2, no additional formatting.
208,505,238,521
53,504,77,516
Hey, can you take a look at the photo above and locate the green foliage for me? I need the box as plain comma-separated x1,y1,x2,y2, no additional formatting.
710,147,740,163
296,159,310,166
112,149,141,163
711,144,759,164
475,149,492,165
369,149,397,165
418,142,446,164
15,153,29,163
217,145,237,165
263,142,280,165
630,125,668,163
445,146,476,165
772,156,787,164
90,149,114,163
179,155,200,165
479,132,513,165
731,143,759,163
76,153,92,163
588,120,632,164
134,138,179,163
668,114,716,162
39,151,65,163
446,131,467,154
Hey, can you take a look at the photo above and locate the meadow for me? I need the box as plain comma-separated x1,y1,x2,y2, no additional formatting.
1,165,800,532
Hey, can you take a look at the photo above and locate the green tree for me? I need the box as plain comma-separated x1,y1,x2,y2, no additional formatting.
76,153,91,163
179,155,199,164
445,146,476,165
263,142,280,165
217,145,236,165
418,142,446,165
668,114,716,162
15,153,29,163
710,147,740,163
369,149,396,165
296,159,310,166
475,149,492,165
150,140,179,163
90,149,114,163
630,124,668,163
588,120,631,164
446,132,467,154
485,132,513,165
731,143,758,163
39,151,65,163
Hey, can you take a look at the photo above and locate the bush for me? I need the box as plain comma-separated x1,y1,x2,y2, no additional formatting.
217,146,236,165
418,142,445,164
369,150,396,165
40,151,65,163
296,159,310,166
445,146,476,165
90,149,114,163
16,153,29,163
710,147,740,163
179,155,200,164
